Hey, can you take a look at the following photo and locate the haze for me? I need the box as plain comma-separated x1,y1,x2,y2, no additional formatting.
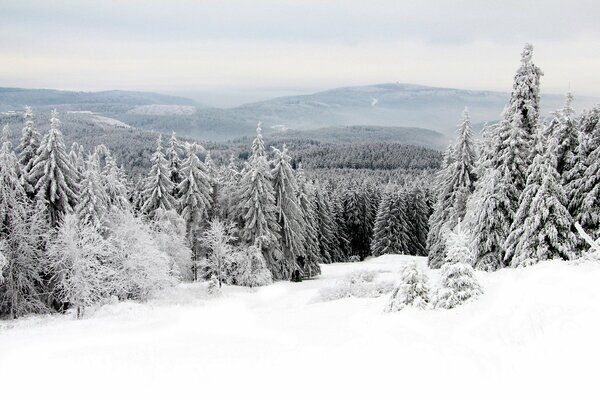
2,0,599,106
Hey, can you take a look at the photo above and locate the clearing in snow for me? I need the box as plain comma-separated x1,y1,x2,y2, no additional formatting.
1,255,598,400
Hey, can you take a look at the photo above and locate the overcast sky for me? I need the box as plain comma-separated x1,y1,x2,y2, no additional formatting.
1,0,599,104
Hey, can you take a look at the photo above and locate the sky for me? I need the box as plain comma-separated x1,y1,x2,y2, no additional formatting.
1,0,600,106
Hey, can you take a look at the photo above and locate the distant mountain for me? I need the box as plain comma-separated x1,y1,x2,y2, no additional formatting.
2,83,598,143
272,125,447,149
0,87,197,113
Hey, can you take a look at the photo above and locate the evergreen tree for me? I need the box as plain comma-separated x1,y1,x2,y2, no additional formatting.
76,158,109,228
504,135,576,268
313,185,338,263
464,168,512,271
101,150,130,211
29,110,79,227
385,260,430,312
295,164,321,276
167,131,183,197
370,187,410,256
177,143,212,237
218,153,241,222
271,145,305,277
0,137,47,318
427,109,477,268
406,188,429,256
434,223,483,309
18,106,40,197
546,93,579,181
235,131,282,278
141,134,177,218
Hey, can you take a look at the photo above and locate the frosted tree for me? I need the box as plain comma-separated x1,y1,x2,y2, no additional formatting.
0,138,47,318
235,130,281,277
218,153,241,221
204,151,219,218
199,219,237,287
29,110,79,227
576,143,600,235
504,135,576,268
18,106,41,196
141,134,177,218
101,150,130,210
406,188,429,256
313,186,339,263
76,158,109,228
167,131,183,197
434,222,483,309
232,245,273,287
545,93,579,180
106,208,175,301
464,168,512,271
151,208,193,280
371,187,410,256
385,260,430,312
295,164,321,276
69,142,86,175
48,214,112,318
177,143,212,236
271,145,305,277
427,109,477,268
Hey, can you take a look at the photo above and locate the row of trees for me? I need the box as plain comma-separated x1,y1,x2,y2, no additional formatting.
427,44,600,272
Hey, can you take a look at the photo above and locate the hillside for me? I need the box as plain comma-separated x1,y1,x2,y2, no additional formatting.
272,125,447,149
1,255,597,400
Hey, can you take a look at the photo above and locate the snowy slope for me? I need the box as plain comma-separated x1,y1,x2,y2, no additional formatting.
1,255,599,400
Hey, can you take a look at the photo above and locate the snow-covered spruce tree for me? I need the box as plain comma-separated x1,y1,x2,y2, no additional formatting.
235,130,282,278
69,142,86,175
76,158,109,228
48,214,112,319
0,138,47,318
371,187,410,256
177,143,212,236
342,184,376,260
204,151,220,219
385,260,430,312
29,110,79,227
141,134,177,218
434,222,483,309
167,131,183,197
504,134,576,268
313,185,339,263
576,142,600,236
18,106,41,197
101,149,130,211
295,163,321,277
271,145,306,278
545,93,579,181
218,153,241,222
427,109,477,268
464,168,512,271
406,188,429,256
199,219,237,287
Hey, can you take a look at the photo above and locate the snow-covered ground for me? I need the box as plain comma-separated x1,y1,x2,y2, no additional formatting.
1,255,599,399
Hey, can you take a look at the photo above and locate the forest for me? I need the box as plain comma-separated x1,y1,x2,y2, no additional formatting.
1,44,599,319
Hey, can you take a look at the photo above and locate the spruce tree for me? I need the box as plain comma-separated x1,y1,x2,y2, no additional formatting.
386,261,430,312
371,187,410,256
76,158,109,228
296,164,321,276
504,135,576,268
29,110,79,227
141,134,177,218
313,185,338,263
235,130,282,278
406,188,429,256
427,109,477,268
434,222,483,309
18,106,40,197
271,145,305,277
177,143,212,236
167,131,183,197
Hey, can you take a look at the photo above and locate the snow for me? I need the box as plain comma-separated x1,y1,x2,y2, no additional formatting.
127,104,196,116
1,255,599,399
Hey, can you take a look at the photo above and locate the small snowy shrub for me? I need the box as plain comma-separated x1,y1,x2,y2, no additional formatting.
385,261,430,312
434,223,483,309
232,245,273,287
207,274,221,296
318,269,393,302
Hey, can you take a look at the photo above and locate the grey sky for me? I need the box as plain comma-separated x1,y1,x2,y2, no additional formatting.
2,0,599,102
